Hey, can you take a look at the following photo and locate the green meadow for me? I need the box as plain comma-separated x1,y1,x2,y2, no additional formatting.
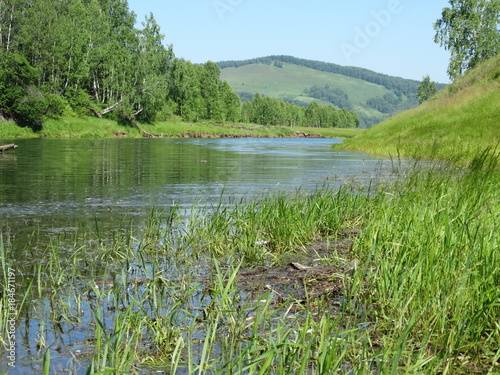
221,62,392,121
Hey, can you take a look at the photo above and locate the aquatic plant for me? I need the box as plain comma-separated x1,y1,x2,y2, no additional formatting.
1,150,498,374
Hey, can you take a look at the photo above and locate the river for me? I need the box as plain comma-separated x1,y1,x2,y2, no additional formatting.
0,137,400,374
1,138,395,245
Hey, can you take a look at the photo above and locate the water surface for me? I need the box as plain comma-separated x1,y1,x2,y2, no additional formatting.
1,137,401,374
1,138,393,243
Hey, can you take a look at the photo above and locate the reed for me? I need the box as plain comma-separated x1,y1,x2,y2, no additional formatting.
1,149,498,374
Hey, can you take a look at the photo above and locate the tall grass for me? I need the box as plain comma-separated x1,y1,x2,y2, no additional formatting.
1,150,499,374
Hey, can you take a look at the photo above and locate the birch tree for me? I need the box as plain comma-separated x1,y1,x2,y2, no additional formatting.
434,0,500,79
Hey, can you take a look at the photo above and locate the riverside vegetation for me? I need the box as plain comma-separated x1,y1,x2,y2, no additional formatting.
0,0,358,136
1,148,499,374
1,2,499,374
0,117,361,140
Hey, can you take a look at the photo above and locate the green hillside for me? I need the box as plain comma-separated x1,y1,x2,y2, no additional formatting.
337,55,500,164
218,56,443,127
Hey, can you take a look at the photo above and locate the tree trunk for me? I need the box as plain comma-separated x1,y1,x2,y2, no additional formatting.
102,100,123,115
90,100,123,118
6,5,14,51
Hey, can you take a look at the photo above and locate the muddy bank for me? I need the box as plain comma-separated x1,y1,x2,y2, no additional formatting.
138,130,324,139
236,229,362,305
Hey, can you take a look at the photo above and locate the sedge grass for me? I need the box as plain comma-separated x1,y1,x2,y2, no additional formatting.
0,149,499,374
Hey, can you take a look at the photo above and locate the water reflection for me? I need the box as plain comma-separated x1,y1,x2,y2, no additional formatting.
1,138,397,241
0,137,405,374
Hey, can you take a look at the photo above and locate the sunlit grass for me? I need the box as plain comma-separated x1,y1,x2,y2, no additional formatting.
0,121,38,139
1,149,499,374
1,116,361,139
338,55,500,164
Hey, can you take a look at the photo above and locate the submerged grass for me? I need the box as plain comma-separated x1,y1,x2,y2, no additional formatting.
1,150,499,374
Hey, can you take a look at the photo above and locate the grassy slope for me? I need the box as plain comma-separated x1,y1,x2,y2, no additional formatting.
0,117,362,140
220,62,390,118
337,55,500,163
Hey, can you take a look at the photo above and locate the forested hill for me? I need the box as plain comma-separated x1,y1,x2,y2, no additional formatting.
218,56,447,127
218,55,426,97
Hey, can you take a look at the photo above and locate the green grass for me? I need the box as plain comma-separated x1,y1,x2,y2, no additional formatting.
1,149,499,374
337,55,500,164
0,116,362,140
0,121,39,138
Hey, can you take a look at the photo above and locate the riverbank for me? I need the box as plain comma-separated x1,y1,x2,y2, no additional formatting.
0,116,362,140
2,148,498,374
335,55,500,165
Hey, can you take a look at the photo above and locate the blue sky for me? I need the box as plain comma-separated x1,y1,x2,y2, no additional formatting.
127,0,452,83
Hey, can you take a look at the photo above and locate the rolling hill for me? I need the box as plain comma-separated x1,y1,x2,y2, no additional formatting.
217,55,447,127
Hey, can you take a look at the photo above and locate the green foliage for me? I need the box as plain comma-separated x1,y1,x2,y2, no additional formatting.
434,0,500,79
0,50,45,129
132,13,174,123
167,58,204,121
417,75,438,104
66,88,93,116
366,92,405,113
220,80,241,122
305,84,353,110
246,93,358,128
0,0,241,128
43,93,68,117
200,61,223,121
12,88,46,129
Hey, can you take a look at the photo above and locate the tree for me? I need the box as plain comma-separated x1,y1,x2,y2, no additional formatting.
417,75,438,104
199,61,223,121
132,13,174,122
0,50,45,129
434,0,500,79
167,58,203,121
219,80,241,122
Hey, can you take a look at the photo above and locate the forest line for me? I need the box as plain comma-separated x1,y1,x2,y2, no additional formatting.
0,0,358,130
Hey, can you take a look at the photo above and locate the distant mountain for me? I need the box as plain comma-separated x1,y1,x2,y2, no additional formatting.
217,55,447,127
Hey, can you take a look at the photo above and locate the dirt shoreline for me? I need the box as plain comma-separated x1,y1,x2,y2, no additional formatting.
236,229,362,306
136,130,325,139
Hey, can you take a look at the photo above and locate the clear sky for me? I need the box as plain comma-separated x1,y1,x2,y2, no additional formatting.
127,0,452,83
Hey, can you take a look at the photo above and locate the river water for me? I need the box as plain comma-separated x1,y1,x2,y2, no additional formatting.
0,137,401,374
0,138,396,245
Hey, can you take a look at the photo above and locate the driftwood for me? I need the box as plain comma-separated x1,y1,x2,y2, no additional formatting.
0,144,18,152
89,107,102,118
